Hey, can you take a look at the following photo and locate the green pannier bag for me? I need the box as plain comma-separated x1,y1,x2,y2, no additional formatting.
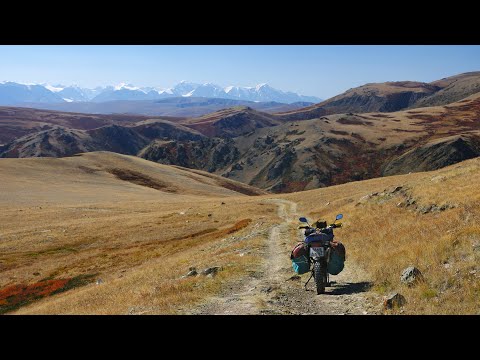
328,243,346,275
292,255,310,274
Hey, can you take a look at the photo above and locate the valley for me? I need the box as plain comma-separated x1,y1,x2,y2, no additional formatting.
3,75,480,193
1,70,479,315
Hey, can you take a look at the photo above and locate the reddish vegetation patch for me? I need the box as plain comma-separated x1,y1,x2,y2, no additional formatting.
224,219,252,235
166,219,252,244
0,275,96,314
171,228,218,242
0,279,68,314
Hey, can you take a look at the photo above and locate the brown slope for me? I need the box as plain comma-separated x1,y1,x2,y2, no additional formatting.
180,106,282,137
0,106,183,144
411,71,480,108
382,134,480,175
0,151,266,207
0,120,205,158
141,93,480,192
0,126,149,158
275,81,440,121
273,71,480,121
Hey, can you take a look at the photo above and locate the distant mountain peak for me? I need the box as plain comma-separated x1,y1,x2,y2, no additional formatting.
255,83,269,90
114,83,143,92
0,80,323,105
44,84,65,92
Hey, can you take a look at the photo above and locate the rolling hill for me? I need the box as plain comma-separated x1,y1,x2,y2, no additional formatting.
181,106,282,138
2,71,480,194
3,93,480,192
0,152,265,205
141,93,480,192
276,71,480,121
411,71,480,108
0,106,181,144
1,153,478,315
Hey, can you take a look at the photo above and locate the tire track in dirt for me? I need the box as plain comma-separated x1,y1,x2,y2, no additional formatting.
187,198,381,315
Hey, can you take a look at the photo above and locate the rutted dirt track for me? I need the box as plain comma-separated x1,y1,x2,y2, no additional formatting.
188,199,382,315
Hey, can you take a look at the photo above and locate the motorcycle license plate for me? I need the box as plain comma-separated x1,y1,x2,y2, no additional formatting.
310,247,325,258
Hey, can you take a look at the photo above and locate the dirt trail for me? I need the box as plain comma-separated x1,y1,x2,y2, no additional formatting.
188,199,381,315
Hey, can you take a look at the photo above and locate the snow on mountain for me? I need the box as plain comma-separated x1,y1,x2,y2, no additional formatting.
57,86,93,102
44,84,64,92
183,83,226,98
222,83,321,103
171,81,200,96
0,82,65,105
91,84,160,102
157,88,174,95
0,81,322,105
224,85,255,100
114,83,144,92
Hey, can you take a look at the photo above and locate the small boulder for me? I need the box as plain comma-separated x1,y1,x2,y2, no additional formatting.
96,278,104,285
185,266,198,277
383,292,406,309
261,286,273,293
401,266,424,286
201,266,222,277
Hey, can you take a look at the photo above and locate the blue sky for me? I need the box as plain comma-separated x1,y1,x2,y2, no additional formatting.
0,45,479,99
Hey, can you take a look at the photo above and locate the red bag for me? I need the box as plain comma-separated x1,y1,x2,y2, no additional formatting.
291,243,307,259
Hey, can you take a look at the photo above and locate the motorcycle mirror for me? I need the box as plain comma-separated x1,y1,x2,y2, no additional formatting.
335,214,343,220
299,217,308,223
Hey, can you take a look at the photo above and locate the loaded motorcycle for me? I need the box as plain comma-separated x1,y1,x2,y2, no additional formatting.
291,214,345,295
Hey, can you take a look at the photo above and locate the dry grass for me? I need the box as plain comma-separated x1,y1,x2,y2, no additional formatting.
14,219,271,315
0,152,279,314
2,194,277,314
2,152,480,314
285,157,480,314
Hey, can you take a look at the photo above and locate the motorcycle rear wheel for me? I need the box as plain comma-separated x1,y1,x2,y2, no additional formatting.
313,261,326,294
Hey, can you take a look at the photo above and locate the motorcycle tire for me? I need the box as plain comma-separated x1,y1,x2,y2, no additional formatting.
314,261,326,295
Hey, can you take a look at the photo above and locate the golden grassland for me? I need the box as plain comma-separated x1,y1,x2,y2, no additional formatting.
285,157,480,314
0,152,276,314
1,152,479,314
13,214,272,315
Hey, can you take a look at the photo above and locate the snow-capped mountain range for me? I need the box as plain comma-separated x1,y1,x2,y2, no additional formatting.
0,81,322,105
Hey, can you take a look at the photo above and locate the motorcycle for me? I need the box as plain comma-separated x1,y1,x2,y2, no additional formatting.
298,214,344,295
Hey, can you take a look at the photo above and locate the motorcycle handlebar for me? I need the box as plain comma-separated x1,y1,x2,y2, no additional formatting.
300,223,342,231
